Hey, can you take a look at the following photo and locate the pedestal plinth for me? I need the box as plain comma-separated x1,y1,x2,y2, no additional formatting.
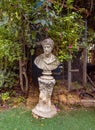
32,76,57,118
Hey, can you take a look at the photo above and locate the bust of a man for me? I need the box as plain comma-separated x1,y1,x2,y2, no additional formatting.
34,38,59,72
32,38,60,118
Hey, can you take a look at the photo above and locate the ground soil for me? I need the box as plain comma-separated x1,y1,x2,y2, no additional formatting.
26,80,95,110
0,80,95,112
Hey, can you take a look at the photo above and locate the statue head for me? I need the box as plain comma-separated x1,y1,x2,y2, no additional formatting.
40,38,54,56
41,38,54,49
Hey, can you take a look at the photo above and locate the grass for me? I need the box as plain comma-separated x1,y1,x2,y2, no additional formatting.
0,107,95,130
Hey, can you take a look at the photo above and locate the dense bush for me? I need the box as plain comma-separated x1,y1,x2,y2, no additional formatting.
0,0,86,89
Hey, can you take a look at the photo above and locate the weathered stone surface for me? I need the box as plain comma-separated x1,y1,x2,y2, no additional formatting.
32,38,59,118
32,77,57,118
32,104,57,118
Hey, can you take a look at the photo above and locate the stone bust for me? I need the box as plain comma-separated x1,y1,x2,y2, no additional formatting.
32,38,60,118
34,38,60,72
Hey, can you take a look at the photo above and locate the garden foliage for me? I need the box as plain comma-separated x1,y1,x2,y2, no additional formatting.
0,0,85,88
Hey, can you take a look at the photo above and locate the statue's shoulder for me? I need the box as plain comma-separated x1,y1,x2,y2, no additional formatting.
51,54,58,61
51,54,60,65
36,54,44,59
34,54,44,64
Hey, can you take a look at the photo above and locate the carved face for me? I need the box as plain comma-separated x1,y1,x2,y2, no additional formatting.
43,44,52,56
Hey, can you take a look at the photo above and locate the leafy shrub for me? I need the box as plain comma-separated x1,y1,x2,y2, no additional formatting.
0,69,18,88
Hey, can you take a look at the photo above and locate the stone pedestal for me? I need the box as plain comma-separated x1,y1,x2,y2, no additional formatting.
32,75,57,118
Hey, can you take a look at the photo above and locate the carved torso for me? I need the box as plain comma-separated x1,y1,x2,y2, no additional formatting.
34,53,59,71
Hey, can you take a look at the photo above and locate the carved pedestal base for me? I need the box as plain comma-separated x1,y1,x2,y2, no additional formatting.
32,76,57,118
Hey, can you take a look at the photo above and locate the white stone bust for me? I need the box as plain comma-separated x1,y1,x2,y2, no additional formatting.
34,38,60,71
